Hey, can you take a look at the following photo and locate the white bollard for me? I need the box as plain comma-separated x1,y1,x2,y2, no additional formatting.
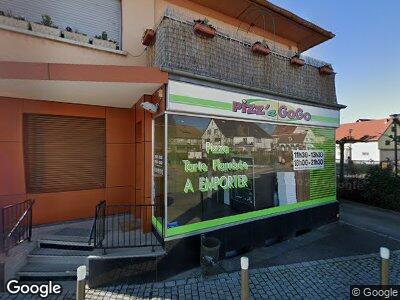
380,247,390,286
241,257,249,300
76,265,86,300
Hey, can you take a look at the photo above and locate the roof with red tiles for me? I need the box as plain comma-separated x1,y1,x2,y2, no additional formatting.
336,118,392,142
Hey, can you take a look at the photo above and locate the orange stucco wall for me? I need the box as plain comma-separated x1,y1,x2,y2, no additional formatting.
0,0,155,66
0,97,154,225
0,0,296,66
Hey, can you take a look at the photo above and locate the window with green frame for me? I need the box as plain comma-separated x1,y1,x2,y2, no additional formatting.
157,114,336,237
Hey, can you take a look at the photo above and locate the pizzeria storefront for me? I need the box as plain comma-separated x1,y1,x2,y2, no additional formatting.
152,79,340,258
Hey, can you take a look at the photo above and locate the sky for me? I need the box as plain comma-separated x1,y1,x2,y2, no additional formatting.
270,0,400,124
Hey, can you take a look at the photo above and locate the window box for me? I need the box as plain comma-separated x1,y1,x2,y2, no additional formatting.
31,22,60,37
290,55,305,67
0,15,29,30
251,42,271,56
92,37,117,50
319,64,334,75
193,19,216,38
63,31,90,44
142,28,156,46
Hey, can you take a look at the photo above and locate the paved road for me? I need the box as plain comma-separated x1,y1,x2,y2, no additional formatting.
85,251,400,299
340,199,400,241
4,250,399,299
178,200,400,276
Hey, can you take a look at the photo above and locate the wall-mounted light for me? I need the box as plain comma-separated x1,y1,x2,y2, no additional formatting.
140,102,159,114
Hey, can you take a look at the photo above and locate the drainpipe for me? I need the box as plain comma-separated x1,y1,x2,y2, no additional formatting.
395,124,398,176
339,141,345,183
390,114,399,176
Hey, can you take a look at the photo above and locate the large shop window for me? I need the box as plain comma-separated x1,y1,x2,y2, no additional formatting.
0,0,122,45
161,114,335,235
24,114,106,193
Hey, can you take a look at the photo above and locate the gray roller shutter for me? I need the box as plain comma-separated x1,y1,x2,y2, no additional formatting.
0,0,121,44
24,114,106,193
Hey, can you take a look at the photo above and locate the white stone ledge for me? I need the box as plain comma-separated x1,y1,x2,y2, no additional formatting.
0,23,127,56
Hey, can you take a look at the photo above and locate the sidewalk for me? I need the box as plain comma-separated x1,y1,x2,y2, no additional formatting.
2,200,400,299
2,250,398,299
85,250,400,300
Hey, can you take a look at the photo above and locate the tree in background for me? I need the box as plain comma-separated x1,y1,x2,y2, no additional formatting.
363,166,400,212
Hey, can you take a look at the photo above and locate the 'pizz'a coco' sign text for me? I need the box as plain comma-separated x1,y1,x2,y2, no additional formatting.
232,99,312,122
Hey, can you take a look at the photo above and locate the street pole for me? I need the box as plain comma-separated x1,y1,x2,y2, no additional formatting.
380,247,390,286
390,114,399,176
339,142,345,183
241,256,249,300
395,123,398,176
76,265,86,300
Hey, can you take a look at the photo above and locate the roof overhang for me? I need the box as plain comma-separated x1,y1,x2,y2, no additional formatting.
188,0,335,51
335,138,375,144
0,62,168,108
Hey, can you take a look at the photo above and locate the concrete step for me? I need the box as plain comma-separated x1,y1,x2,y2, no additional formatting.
38,239,94,250
17,263,84,280
31,247,101,256
27,243,99,265
39,234,89,243
27,254,88,265
96,246,166,259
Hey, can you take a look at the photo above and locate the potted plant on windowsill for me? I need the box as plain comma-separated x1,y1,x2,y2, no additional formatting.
290,54,305,66
251,40,271,56
193,18,216,38
30,14,60,37
91,31,117,49
0,11,29,30
62,26,89,44
142,28,156,46
319,64,334,75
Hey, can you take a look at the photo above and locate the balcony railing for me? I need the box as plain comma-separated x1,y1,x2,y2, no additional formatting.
149,10,337,107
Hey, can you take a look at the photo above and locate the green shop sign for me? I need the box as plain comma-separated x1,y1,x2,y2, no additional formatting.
168,80,340,128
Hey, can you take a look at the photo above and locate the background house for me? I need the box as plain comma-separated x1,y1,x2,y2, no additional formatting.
169,123,202,159
336,117,400,163
201,119,273,152
272,125,317,151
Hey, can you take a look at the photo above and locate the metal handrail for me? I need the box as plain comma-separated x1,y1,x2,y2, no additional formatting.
92,201,164,251
93,200,106,248
7,200,34,239
88,201,105,245
88,217,96,245
1,199,34,254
